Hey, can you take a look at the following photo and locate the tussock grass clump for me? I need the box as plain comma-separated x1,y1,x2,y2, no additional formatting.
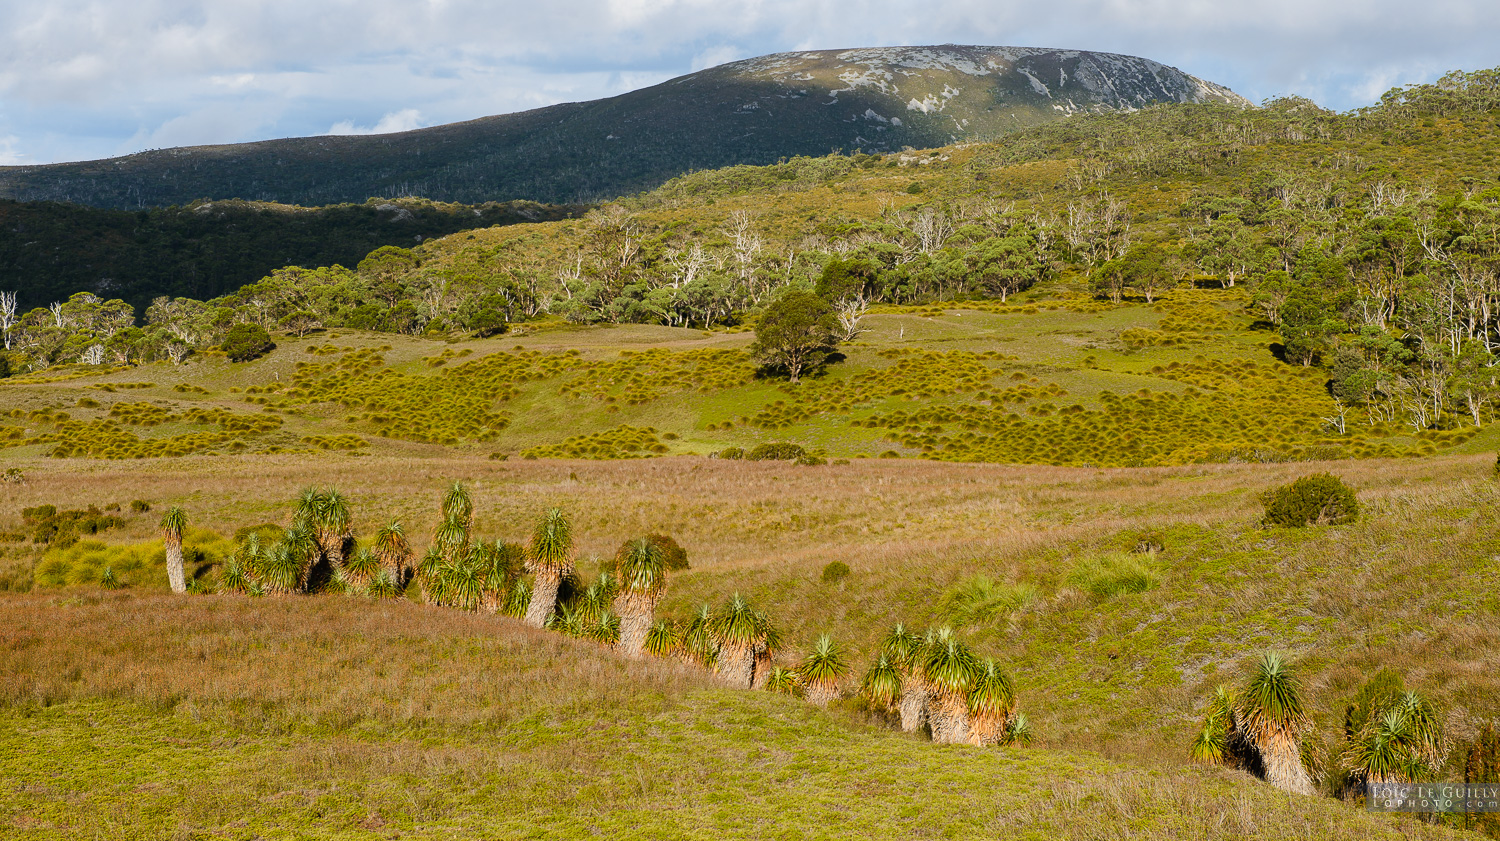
560,348,753,404
300,434,368,451
523,425,667,460
941,575,1037,627
0,402,283,459
744,349,1009,429
33,528,232,588
746,442,807,461
21,504,125,546
1064,552,1160,599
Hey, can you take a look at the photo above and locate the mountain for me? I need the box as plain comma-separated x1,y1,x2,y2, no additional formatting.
0,45,1248,210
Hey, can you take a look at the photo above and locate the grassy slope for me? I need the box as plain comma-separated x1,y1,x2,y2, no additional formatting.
0,593,1469,840
0,448,1497,835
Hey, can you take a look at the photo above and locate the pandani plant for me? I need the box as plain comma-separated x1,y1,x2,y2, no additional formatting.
1236,652,1315,795
430,548,485,610
752,625,784,690
478,541,524,614
764,666,802,696
372,520,413,588
264,527,314,595
1192,685,1248,768
967,658,1017,747
1342,689,1443,790
294,487,353,580
861,653,903,717
161,506,188,594
881,623,928,733
523,507,575,628
796,633,849,708
612,537,669,658
711,594,773,690
921,627,978,745
643,618,681,659
342,547,381,593
681,603,719,668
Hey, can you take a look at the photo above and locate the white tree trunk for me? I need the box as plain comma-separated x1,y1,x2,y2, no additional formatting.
524,572,561,628
165,541,186,594
617,610,652,658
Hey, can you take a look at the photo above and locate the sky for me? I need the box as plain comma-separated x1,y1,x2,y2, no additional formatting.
0,0,1495,166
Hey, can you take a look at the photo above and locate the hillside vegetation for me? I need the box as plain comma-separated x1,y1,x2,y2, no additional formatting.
0,46,1244,211
0,196,580,313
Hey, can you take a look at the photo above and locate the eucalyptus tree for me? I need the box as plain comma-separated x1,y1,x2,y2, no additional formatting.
612,538,669,658
797,634,849,708
160,506,188,594
523,508,575,628
922,627,979,745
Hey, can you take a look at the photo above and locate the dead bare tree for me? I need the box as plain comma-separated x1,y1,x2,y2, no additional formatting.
834,294,870,341
0,291,16,350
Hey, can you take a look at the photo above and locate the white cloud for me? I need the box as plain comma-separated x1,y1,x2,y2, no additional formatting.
0,0,1495,163
327,108,426,135
0,135,27,165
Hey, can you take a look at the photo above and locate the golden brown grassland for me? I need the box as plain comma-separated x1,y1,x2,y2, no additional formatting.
0,450,1495,837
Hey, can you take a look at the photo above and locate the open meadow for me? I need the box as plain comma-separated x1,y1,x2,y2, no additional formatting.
2,436,1498,837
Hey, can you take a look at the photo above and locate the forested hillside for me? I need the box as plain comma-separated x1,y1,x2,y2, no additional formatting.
0,46,1245,209
0,197,580,313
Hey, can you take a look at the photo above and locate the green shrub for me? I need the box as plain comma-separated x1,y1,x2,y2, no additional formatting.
21,505,125,546
130,500,151,513
942,575,1036,626
646,533,690,571
715,447,745,460
1260,473,1359,527
221,323,276,363
1065,552,1159,599
747,442,806,461
821,561,851,583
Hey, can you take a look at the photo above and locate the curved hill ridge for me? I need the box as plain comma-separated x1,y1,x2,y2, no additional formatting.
0,45,1248,209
